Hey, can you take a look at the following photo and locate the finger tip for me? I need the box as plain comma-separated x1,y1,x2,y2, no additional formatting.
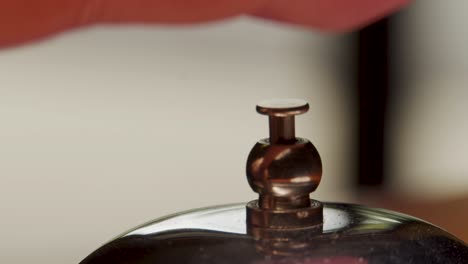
251,0,412,32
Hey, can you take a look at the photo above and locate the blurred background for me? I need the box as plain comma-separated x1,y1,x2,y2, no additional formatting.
0,1,467,263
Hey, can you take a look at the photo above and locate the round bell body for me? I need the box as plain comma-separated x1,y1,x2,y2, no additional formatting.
81,202,468,264
81,100,468,263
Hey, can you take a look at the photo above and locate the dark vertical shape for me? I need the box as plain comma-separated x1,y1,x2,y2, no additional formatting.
356,18,390,187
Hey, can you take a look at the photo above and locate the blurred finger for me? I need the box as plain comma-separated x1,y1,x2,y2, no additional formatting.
0,0,410,48
252,0,411,32
0,0,266,47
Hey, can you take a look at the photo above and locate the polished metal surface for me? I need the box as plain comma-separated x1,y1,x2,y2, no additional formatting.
257,98,309,144
246,138,322,210
246,99,323,231
81,203,468,263
256,99,309,117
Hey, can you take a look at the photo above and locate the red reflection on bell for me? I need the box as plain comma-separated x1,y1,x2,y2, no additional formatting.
254,256,367,264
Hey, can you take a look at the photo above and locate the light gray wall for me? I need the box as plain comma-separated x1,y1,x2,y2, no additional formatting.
389,0,468,198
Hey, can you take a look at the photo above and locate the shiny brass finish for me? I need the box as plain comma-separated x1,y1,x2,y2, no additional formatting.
256,99,309,117
246,200,323,243
246,99,323,233
257,99,309,144
246,138,322,210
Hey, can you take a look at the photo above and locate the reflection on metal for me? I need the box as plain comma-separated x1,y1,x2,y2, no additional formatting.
81,203,468,263
123,204,350,237
124,204,247,237
322,207,350,232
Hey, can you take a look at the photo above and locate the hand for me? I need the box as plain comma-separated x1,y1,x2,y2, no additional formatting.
0,0,410,48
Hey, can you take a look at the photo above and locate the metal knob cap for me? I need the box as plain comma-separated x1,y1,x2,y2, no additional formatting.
257,99,309,144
